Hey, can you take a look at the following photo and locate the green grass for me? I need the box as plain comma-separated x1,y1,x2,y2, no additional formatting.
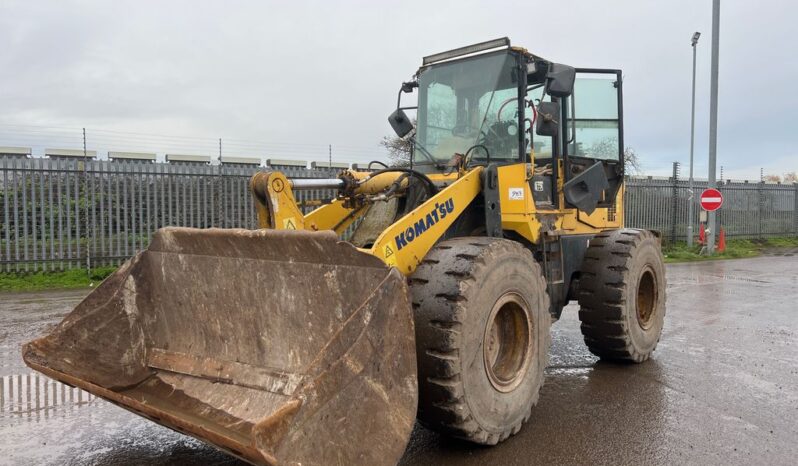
1,236,796,291
0,266,116,292
762,236,798,248
663,236,798,263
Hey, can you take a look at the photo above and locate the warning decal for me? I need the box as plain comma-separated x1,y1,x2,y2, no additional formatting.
384,243,397,266
282,217,297,230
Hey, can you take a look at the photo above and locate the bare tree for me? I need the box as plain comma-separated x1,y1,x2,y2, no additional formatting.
584,137,642,175
763,174,782,183
783,171,797,183
624,147,642,174
378,135,412,167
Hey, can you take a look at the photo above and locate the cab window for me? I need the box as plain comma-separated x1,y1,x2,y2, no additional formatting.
567,75,621,161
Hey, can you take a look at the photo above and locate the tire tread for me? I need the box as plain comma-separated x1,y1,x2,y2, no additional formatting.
411,237,550,444
576,229,665,363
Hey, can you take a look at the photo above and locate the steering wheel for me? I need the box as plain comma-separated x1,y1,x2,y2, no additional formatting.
497,97,538,126
496,97,518,122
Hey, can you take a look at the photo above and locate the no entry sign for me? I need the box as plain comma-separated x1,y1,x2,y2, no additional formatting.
700,188,723,211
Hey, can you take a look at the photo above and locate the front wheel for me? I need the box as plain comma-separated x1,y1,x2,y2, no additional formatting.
410,237,550,445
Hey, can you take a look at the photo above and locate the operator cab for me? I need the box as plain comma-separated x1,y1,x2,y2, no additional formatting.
389,37,625,215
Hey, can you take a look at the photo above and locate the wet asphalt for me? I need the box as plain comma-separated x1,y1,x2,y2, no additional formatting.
1,255,796,465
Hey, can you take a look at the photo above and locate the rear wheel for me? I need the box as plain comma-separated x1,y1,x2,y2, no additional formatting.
410,237,550,444
577,229,666,362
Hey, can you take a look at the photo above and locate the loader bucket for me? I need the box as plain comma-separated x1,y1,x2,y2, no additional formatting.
22,228,418,466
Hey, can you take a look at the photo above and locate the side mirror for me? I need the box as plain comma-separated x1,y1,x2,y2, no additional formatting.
546,63,575,98
535,101,560,137
388,108,414,138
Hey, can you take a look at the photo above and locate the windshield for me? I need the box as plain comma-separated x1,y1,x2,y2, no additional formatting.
416,52,521,164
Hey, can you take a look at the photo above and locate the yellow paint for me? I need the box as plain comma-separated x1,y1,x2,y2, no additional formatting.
251,165,625,277
250,171,306,230
497,163,532,215
304,199,362,234
369,167,483,274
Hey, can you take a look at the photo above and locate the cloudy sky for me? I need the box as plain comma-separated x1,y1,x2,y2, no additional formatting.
0,0,795,178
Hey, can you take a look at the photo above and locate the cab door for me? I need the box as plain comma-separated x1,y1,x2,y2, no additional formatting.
562,69,624,211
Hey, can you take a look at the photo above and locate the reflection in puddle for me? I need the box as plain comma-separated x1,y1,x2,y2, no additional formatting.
712,274,771,284
0,373,96,421
667,272,772,291
547,366,593,377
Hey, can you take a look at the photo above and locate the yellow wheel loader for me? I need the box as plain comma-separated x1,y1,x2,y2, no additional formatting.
23,38,666,465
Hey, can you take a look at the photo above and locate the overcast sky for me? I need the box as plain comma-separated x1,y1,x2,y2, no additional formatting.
0,0,795,178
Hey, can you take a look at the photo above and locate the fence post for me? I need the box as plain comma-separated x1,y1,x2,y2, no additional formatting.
671,161,680,243
215,163,223,228
794,182,798,236
82,128,92,274
758,174,764,240
216,138,223,228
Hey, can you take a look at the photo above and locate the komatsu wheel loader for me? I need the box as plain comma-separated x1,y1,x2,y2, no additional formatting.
23,38,666,465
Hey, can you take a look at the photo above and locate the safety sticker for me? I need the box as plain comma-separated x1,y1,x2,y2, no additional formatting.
509,187,524,200
384,243,397,266
282,217,297,230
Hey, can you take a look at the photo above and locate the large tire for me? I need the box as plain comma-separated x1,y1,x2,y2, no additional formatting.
410,237,550,445
577,229,666,362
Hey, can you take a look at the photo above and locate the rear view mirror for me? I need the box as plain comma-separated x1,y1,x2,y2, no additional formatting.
535,101,560,137
546,63,575,98
388,108,414,138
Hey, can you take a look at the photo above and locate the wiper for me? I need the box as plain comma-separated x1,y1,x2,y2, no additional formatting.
410,136,445,169
476,89,498,139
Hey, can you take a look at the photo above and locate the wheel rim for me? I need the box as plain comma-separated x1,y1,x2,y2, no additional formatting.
636,266,658,330
483,292,533,393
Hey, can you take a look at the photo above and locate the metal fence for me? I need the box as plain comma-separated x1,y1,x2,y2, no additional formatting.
625,167,797,242
2,158,796,273
0,157,340,272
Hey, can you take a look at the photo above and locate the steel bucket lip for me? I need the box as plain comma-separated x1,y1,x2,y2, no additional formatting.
21,359,275,465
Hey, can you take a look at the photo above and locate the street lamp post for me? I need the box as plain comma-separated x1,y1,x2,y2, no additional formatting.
706,0,721,254
687,31,700,246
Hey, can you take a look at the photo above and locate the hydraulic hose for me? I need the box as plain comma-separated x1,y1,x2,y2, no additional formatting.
361,167,439,197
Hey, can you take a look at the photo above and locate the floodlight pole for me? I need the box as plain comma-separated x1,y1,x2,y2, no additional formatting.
687,31,700,246
706,0,720,254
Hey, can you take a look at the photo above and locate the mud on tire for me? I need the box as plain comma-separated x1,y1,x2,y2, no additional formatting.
577,229,666,362
409,237,550,445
